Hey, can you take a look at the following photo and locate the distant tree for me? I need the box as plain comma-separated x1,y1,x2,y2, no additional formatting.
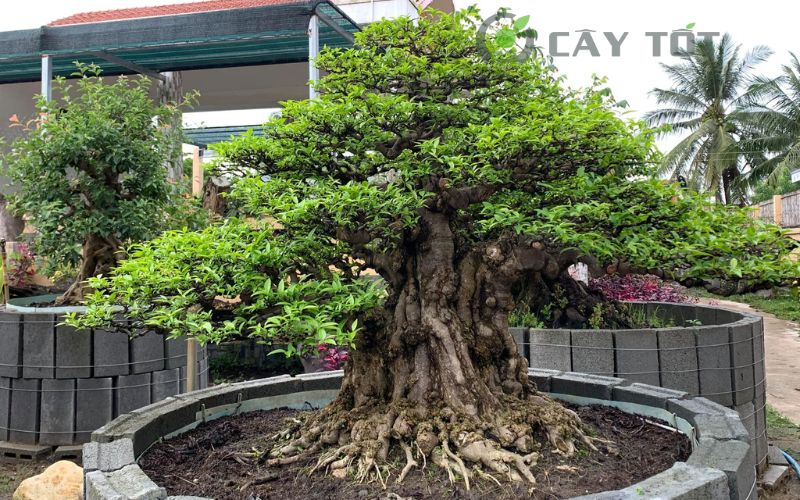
646,34,771,204
2,64,194,304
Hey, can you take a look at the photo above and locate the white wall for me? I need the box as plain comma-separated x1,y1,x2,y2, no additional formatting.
334,0,419,24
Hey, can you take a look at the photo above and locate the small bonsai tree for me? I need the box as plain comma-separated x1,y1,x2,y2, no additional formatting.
74,10,798,485
3,64,193,304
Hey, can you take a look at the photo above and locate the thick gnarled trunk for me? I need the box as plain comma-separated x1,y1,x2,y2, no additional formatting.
56,234,121,305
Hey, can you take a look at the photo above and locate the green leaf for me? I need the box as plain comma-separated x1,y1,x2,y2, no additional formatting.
513,15,530,32
685,22,696,29
495,27,517,48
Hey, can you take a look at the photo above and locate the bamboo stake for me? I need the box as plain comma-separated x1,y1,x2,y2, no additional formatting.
0,239,8,304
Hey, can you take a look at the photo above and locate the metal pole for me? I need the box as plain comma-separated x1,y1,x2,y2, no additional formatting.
308,14,320,99
41,55,53,101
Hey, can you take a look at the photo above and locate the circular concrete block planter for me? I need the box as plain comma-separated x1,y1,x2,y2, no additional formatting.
85,372,756,500
0,304,209,452
515,301,767,473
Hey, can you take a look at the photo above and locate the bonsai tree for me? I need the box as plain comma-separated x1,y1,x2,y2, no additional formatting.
73,10,798,485
2,64,193,304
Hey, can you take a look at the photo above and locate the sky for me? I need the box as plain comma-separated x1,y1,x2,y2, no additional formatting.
1,0,797,137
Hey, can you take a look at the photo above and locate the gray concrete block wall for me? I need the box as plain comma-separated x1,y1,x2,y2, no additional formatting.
39,378,75,445
695,325,734,406
571,329,614,375
0,312,22,378
528,329,571,371
22,314,55,379
0,312,204,446
613,330,659,385
729,321,756,405
164,337,187,370
657,328,700,395
55,318,92,379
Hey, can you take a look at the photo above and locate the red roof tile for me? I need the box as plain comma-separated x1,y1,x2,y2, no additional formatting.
48,0,303,27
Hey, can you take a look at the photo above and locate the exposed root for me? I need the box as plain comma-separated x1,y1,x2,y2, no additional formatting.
264,391,601,489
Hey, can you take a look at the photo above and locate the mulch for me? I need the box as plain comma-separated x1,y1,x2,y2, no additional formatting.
140,404,690,500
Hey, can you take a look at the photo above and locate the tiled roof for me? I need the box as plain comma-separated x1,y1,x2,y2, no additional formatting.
48,0,303,27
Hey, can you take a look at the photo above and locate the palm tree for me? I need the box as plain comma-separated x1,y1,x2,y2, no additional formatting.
739,53,800,188
645,34,771,204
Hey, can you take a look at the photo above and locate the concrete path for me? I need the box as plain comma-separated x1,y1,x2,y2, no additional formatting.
698,298,800,423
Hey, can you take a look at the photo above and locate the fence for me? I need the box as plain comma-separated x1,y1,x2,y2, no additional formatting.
753,190,800,228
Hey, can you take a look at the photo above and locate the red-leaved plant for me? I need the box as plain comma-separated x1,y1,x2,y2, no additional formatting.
318,344,350,371
589,274,696,303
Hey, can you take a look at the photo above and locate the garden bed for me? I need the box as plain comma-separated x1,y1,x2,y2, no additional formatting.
139,404,690,499
0,306,208,451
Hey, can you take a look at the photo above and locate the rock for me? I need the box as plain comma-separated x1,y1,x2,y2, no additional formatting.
754,288,774,298
13,460,83,500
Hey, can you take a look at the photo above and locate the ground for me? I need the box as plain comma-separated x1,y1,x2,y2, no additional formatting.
0,461,50,500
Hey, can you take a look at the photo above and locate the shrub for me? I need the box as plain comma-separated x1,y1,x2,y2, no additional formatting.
589,274,696,303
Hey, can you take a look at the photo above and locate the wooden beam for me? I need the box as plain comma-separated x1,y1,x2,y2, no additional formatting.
192,147,203,197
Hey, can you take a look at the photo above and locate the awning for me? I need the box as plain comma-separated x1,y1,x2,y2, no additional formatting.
184,125,266,148
0,0,358,84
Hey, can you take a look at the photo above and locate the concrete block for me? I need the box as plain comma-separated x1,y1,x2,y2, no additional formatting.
570,329,614,376
0,378,9,442
687,438,755,500
752,320,766,403
734,402,756,445
657,328,700,395
612,383,687,410
164,337,187,370
39,379,75,446
695,325,733,406
714,307,740,325
613,329,659,385
693,413,750,442
508,327,528,361
667,396,738,425
93,327,130,378
83,438,136,473
528,329,571,371
609,462,729,499
0,312,22,378
0,441,53,461
729,321,755,405
151,369,180,403
528,368,560,393
297,371,344,391
755,391,768,472
85,470,125,500
769,445,790,466
238,376,303,401
649,302,691,326
761,465,791,491
53,444,83,461
9,378,40,444
76,378,113,442
22,313,55,378
131,332,164,374
116,373,152,416
55,318,91,379
550,372,625,400
87,465,167,500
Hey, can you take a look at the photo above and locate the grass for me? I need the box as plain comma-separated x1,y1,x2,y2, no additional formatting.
691,287,800,323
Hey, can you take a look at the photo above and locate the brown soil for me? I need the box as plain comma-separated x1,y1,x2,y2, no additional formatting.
141,404,690,500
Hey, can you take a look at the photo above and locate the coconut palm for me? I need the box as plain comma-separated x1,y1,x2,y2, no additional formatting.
739,53,800,188
645,34,771,204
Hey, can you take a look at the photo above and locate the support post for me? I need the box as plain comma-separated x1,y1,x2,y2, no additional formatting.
773,194,783,226
41,55,53,101
186,338,197,393
192,147,203,197
308,14,320,99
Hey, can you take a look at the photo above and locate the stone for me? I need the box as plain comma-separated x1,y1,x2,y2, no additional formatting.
82,438,136,473
508,327,528,360
76,378,113,442
612,330,659,386
131,332,165,374
9,378,39,444
55,319,91,379
570,329,614,376
0,312,22,378
687,438,755,500
22,313,55,379
528,329,571,371
549,372,625,400
151,369,181,403
729,321,756,405
694,325,733,406
39,379,75,445
12,460,83,500
93,327,130,378
612,383,687,409
657,328,700,395
116,373,152,416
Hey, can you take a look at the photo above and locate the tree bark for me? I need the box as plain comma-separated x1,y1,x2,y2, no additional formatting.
157,71,184,185
56,234,121,305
